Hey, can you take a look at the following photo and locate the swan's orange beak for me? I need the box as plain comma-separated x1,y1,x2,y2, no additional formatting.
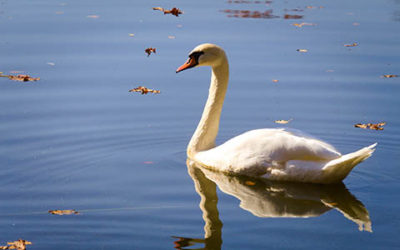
176,57,197,73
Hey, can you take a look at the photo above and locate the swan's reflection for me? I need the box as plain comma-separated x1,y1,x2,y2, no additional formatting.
173,160,371,249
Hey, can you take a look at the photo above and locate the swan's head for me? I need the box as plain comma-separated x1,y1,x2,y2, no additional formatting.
176,43,227,73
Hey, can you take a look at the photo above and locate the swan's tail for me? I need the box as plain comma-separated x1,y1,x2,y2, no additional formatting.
322,143,377,184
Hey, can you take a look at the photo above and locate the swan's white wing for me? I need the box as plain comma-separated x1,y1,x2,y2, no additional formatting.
194,128,341,174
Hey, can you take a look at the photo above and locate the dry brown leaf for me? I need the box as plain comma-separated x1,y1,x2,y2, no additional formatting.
153,7,183,17
272,79,279,83
275,119,293,124
354,122,386,130
381,74,398,78
1,74,40,82
354,123,368,129
145,47,156,57
245,181,256,186
344,42,358,47
129,86,160,95
49,209,79,215
284,14,303,19
0,239,32,250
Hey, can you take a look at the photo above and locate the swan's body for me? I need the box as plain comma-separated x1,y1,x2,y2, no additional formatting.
177,43,376,184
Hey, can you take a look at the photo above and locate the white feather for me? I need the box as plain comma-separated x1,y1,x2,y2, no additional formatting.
179,44,377,184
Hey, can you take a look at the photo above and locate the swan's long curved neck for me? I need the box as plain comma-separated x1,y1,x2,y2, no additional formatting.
187,60,229,157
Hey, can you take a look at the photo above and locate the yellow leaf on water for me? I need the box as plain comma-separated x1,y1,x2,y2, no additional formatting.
381,74,398,78
344,42,358,47
49,209,79,215
245,181,256,186
275,119,293,124
296,49,308,52
292,22,316,27
0,239,32,250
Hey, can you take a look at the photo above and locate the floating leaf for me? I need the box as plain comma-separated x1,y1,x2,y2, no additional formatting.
129,33,135,37
296,49,308,52
275,119,293,124
306,6,324,9
272,79,279,83
354,122,386,130
344,42,358,47
86,15,99,19
168,35,176,39
284,14,303,19
245,181,256,186
0,73,40,82
145,47,156,57
153,7,183,17
129,86,160,95
0,239,32,250
381,74,398,78
49,209,79,215
292,22,316,27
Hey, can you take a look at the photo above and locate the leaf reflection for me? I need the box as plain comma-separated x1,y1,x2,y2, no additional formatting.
174,160,372,249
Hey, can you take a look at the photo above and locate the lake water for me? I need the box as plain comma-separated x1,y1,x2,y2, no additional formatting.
0,0,399,249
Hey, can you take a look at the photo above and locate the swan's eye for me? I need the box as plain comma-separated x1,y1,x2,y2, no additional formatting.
189,51,204,63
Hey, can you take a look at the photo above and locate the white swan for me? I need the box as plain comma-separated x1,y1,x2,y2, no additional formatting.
176,43,377,184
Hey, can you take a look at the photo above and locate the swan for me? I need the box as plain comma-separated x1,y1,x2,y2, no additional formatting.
176,43,377,184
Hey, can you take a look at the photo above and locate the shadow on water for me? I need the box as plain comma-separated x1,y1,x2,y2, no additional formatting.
173,160,372,249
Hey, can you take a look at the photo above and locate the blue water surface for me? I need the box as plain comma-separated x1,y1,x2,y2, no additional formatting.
0,0,399,249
